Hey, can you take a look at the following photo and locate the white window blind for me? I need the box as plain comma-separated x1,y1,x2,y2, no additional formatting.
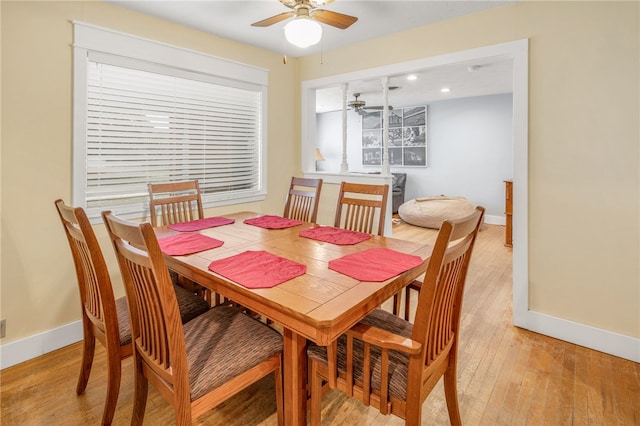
85,61,262,211
72,22,267,221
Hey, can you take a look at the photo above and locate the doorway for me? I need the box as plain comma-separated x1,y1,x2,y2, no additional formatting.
301,39,529,328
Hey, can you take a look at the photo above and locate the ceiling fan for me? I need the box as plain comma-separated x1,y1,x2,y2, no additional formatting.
348,93,394,115
251,0,358,31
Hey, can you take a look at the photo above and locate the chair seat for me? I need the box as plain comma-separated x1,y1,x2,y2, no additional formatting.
173,283,211,323
183,305,283,401
307,308,413,400
113,284,209,348
115,297,133,347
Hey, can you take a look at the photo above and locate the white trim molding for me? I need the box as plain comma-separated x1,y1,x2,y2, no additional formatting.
0,321,83,370
525,311,640,363
72,21,268,85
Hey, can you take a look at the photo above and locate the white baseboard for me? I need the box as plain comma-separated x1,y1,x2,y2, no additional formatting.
0,321,83,370
523,310,640,363
483,214,505,226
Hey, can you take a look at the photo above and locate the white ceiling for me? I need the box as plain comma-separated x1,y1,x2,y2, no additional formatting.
107,0,515,111
315,56,514,112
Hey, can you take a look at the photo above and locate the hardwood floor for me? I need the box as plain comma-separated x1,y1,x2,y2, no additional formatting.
1,222,638,425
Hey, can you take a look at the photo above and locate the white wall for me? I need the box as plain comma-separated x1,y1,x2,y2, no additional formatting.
316,93,513,220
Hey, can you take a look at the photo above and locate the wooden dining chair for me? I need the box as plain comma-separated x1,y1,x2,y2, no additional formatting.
148,179,213,303
334,181,389,236
307,206,485,426
283,176,323,223
54,199,210,426
102,210,284,426
148,180,204,227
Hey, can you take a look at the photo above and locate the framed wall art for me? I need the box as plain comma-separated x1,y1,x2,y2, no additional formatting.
361,106,427,167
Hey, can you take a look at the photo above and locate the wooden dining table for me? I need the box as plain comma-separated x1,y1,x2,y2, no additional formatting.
154,211,433,425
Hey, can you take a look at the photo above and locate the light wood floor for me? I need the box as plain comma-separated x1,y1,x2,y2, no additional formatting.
2,222,638,425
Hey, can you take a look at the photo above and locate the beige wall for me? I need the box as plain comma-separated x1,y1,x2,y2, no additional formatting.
1,1,638,351
300,1,640,338
0,1,300,343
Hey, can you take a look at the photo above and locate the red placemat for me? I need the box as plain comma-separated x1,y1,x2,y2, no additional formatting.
158,233,224,256
167,217,235,232
208,250,306,289
243,215,303,229
299,226,371,245
329,248,423,282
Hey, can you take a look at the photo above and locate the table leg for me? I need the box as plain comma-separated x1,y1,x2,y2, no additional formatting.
283,328,308,426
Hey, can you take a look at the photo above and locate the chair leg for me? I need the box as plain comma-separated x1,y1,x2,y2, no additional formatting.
131,358,148,426
174,407,191,426
443,363,462,426
201,288,212,305
392,293,401,317
404,286,412,321
101,345,122,426
274,359,284,426
404,388,423,426
76,322,95,395
309,361,323,426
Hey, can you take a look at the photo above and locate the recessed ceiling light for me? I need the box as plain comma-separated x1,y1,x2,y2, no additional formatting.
441,87,451,93
407,74,417,81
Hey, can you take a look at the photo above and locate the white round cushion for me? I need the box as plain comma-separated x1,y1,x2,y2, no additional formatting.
398,196,475,229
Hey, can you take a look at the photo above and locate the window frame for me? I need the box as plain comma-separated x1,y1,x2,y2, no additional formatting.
72,22,268,222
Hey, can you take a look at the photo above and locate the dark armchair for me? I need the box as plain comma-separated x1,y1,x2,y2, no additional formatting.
391,173,407,214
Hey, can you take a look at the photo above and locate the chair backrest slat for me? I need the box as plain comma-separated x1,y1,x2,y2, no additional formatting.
412,207,485,367
148,180,204,227
334,182,389,235
283,177,323,223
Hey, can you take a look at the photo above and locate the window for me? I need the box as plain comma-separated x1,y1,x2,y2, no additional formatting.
73,22,268,221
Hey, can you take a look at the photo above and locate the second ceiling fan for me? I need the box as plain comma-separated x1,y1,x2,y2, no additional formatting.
348,93,394,115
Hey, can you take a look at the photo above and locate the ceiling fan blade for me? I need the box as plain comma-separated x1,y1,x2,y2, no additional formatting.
251,11,295,27
312,9,358,29
365,105,394,111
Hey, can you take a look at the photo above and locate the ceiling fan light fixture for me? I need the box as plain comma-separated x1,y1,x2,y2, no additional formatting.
284,17,322,48
347,93,366,110
348,100,365,110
